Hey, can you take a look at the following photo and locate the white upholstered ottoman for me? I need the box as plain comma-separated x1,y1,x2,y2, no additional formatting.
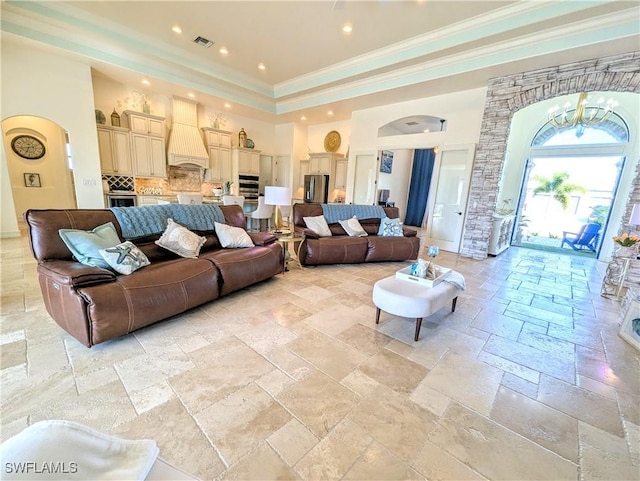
373,275,461,341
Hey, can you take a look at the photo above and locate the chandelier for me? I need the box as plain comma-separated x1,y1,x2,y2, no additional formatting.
547,92,618,137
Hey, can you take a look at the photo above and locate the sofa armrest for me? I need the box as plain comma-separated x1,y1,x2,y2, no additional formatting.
248,232,277,246
37,260,116,287
295,227,319,239
402,227,418,237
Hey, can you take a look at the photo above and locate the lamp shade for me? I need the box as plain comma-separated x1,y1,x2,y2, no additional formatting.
630,204,640,226
264,186,291,206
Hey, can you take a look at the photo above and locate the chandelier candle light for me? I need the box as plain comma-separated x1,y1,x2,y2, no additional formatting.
547,92,618,138
265,186,291,233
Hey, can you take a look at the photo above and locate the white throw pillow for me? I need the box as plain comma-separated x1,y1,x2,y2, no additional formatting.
339,216,368,237
303,215,332,237
155,219,206,258
215,222,254,248
99,241,150,275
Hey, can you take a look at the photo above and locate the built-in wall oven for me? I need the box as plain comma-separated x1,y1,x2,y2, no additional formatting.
238,175,259,201
106,192,137,207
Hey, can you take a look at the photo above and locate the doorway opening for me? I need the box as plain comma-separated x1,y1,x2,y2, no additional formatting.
510,110,629,258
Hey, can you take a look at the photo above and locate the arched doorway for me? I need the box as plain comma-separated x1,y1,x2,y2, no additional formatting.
511,109,629,259
2,115,76,221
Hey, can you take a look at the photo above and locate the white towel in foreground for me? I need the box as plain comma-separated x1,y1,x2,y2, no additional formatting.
0,420,159,480
444,270,466,290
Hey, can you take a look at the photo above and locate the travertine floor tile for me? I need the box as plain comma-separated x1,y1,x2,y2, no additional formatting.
196,382,291,466
295,419,373,481
579,421,639,481
491,385,579,462
429,403,577,480
420,352,502,416
267,419,319,466
223,442,299,480
358,349,428,394
412,440,486,481
277,371,359,438
343,442,424,480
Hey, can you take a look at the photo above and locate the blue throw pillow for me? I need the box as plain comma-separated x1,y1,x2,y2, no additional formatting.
378,217,404,237
58,222,121,269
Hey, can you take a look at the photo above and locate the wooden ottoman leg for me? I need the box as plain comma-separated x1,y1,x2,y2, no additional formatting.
375,307,381,324
414,318,423,342
452,296,458,312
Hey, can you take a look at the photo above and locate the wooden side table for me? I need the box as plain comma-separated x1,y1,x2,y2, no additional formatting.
601,255,633,299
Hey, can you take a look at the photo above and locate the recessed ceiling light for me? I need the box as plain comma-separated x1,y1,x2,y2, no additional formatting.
171,25,182,34
219,46,229,55
300,116,307,121
327,110,334,116
258,63,266,70
187,93,195,98
342,23,353,33
224,102,231,109
141,79,150,86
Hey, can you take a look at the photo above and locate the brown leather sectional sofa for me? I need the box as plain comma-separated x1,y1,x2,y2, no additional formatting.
292,203,420,266
24,205,283,347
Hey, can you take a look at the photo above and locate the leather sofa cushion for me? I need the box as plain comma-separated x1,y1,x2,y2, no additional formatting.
365,236,421,262
78,257,219,345
300,236,369,265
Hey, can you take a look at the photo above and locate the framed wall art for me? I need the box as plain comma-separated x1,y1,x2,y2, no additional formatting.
618,300,640,352
24,173,41,187
380,150,393,174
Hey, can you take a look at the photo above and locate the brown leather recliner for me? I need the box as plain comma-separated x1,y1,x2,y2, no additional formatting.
292,203,420,266
24,205,283,347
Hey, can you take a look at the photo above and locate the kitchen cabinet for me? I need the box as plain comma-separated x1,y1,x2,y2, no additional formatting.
308,153,331,174
296,159,311,195
488,215,514,255
97,125,132,175
131,134,166,178
125,111,165,137
202,128,232,182
334,159,348,190
234,147,260,174
125,111,167,178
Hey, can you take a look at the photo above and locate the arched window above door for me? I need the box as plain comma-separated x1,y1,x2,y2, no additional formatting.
532,112,629,147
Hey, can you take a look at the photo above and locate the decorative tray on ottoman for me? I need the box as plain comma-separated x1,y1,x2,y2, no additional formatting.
396,265,452,287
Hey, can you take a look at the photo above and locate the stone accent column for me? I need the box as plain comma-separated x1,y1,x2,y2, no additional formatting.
461,52,640,261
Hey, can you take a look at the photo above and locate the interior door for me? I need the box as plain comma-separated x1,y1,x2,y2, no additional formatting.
352,152,378,205
425,145,476,252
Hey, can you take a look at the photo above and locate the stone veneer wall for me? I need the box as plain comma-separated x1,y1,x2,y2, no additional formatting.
620,160,640,291
462,51,640,264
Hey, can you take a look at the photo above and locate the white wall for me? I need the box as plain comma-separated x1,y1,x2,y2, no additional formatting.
307,120,351,156
377,149,414,219
1,39,104,236
347,87,487,204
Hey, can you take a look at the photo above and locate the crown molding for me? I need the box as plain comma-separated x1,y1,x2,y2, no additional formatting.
275,9,640,114
274,0,612,98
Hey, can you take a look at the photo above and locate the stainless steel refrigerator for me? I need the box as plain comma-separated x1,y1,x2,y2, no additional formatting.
304,174,329,203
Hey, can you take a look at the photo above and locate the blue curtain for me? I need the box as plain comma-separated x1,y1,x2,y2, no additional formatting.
405,149,436,227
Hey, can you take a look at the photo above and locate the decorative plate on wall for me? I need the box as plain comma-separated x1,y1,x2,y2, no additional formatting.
324,130,341,152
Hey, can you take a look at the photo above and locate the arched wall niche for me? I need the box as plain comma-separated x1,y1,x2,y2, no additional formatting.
461,51,640,262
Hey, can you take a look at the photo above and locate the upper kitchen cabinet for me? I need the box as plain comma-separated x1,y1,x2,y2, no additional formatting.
202,127,232,182
308,152,334,174
97,125,133,175
334,158,348,190
125,111,165,137
234,147,261,175
124,111,167,178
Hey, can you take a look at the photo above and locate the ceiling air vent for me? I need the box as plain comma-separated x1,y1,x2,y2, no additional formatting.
405,121,419,126
193,36,213,48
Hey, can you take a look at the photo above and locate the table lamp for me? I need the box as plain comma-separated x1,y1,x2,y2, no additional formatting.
265,186,291,233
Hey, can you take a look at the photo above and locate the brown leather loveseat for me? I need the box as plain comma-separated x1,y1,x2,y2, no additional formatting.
24,205,283,347
293,203,420,266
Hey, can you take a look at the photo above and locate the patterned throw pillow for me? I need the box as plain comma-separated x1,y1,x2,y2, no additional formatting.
155,219,206,258
378,217,404,237
99,241,150,275
214,222,254,248
303,215,332,237
58,222,121,269
339,216,368,237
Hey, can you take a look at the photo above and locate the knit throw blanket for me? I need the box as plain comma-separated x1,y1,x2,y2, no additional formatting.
321,204,387,224
111,204,226,239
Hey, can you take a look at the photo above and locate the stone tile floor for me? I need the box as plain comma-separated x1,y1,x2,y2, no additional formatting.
1,231,639,480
